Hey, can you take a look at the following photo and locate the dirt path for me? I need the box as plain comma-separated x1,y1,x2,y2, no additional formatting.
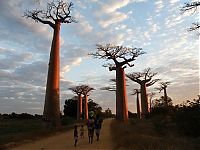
11,119,113,150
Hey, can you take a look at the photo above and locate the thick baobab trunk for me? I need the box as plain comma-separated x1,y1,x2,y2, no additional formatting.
43,21,61,128
136,92,141,119
77,94,82,120
140,82,149,118
116,67,123,120
116,67,128,122
84,95,88,120
164,88,168,107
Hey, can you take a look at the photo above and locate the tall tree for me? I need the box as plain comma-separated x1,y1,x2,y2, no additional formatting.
69,86,83,120
132,89,141,119
180,1,200,34
24,0,76,127
81,85,94,120
90,44,145,122
24,1,77,128
155,82,170,107
126,68,160,118
148,92,156,114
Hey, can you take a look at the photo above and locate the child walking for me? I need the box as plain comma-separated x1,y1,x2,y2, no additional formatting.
87,112,95,144
73,125,78,147
80,124,84,138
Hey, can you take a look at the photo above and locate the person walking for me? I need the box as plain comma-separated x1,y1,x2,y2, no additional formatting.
94,114,103,141
73,125,78,147
80,124,84,138
87,111,95,144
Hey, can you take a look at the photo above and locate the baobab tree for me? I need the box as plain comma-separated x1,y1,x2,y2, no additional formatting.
180,1,200,33
155,82,170,107
69,86,83,120
126,68,160,118
148,92,156,114
81,85,94,120
24,0,77,128
132,89,141,119
90,44,145,122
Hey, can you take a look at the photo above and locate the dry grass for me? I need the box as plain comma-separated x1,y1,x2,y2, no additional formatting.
111,118,200,150
0,117,76,149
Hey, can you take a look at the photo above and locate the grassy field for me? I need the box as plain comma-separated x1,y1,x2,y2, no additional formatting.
0,117,75,149
111,118,200,150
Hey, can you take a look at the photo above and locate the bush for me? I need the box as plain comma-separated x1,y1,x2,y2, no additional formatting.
173,100,200,137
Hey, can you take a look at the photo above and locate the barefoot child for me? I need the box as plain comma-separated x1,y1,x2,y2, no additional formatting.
74,125,78,147
80,124,84,138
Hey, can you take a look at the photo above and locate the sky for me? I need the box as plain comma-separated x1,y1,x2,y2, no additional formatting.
0,0,199,115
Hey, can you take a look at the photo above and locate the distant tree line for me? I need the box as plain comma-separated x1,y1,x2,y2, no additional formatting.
0,113,42,120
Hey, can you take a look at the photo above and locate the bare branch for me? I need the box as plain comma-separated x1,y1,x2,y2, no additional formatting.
180,2,200,13
126,68,158,86
146,79,160,87
89,44,145,68
102,63,116,71
132,89,140,95
69,86,83,95
155,81,171,92
70,85,95,96
24,0,77,28
126,73,142,84
24,10,55,28
180,1,200,34
80,85,95,96
188,22,200,33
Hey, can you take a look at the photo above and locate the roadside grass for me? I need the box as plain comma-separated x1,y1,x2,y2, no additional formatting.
111,118,200,150
0,116,76,149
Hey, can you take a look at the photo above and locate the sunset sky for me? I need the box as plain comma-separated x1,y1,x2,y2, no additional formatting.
0,0,199,114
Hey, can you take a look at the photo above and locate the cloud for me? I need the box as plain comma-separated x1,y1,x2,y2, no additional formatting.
98,12,128,28
155,0,164,13
169,0,180,6
0,47,33,70
101,0,130,13
93,1,133,28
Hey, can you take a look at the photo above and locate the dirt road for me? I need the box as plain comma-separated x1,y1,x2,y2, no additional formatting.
11,119,113,150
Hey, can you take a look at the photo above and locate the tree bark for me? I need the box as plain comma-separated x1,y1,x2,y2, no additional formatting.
140,82,149,118
43,21,61,128
77,94,82,120
136,92,141,119
164,88,168,107
84,95,88,120
149,97,152,114
116,67,128,122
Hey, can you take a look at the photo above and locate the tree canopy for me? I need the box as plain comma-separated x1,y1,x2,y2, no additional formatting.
126,68,160,86
90,44,145,69
24,0,77,28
